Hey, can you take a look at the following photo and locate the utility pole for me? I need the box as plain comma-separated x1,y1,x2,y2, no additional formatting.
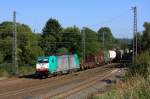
132,6,138,63
13,11,18,74
134,7,138,56
82,28,86,63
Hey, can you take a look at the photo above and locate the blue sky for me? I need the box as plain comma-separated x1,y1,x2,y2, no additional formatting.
0,0,149,38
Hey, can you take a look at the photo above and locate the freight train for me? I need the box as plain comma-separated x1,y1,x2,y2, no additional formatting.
35,50,118,78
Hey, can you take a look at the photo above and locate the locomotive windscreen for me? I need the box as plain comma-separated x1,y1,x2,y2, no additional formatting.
37,58,49,63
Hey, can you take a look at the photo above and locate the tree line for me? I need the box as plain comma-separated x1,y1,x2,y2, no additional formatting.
133,22,150,53
0,18,118,66
129,22,150,78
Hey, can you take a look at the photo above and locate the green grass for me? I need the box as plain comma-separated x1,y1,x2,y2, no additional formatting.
0,65,35,77
93,76,150,99
129,51,150,78
0,69,10,77
18,66,35,76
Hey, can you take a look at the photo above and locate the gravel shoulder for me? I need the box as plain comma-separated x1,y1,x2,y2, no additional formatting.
66,68,126,99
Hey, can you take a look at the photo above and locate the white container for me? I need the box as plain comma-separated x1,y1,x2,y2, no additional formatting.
109,50,116,60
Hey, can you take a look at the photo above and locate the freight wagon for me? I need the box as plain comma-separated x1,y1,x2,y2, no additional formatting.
115,50,124,62
80,51,105,70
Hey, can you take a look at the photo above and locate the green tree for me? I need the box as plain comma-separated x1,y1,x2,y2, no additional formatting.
0,37,13,63
40,35,56,55
82,27,101,54
56,47,69,55
0,21,13,38
42,18,62,41
132,32,142,53
18,32,44,66
98,27,117,49
142,22,150,50
0,21,44,66
41,18,62,55
61,26,81,54
130,51,150,78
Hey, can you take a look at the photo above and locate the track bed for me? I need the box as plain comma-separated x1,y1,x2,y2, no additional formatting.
0,64,124,99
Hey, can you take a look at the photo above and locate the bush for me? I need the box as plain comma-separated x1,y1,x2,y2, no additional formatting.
0,69,10,77
0,63,16,75
129,51,150,78
56,47,69,55
0,63,35,77
93,76,150,99
0,52,4,64
18,66,35,75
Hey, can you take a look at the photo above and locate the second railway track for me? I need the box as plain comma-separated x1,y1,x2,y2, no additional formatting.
45,68,119,99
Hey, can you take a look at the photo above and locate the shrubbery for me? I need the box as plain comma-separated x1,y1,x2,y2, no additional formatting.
0,63,14,77
0,64,35,77
129,51,150,78
93,76,150,99
0,69,10,77
18,66,35,76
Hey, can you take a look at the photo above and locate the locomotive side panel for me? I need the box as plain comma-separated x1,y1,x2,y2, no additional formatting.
57,55,69,72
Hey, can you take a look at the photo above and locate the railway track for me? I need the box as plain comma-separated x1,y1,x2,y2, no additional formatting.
45,68,119,99
0,63,120,99
0,69,81,94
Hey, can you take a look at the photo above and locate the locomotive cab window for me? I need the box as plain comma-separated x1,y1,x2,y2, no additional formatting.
38,59,49,63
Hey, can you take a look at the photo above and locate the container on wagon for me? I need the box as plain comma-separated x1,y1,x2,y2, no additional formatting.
103,50,110,63
116,50,124,60
109,50,116,60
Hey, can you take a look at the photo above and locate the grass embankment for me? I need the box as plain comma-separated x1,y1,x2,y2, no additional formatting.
93,76,150,99
93,51,150,99
0,65,35,77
